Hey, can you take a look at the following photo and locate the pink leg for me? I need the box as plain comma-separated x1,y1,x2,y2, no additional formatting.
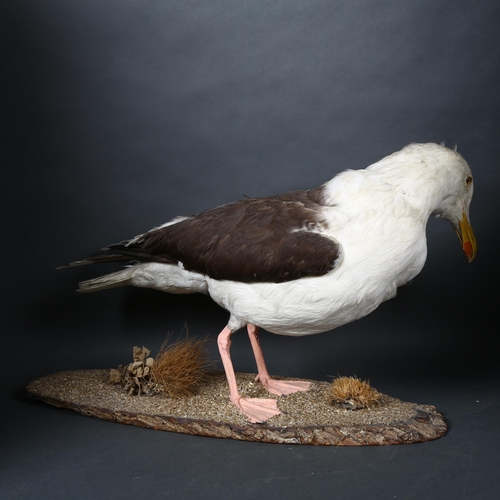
217,326,280,423
247,324,311,395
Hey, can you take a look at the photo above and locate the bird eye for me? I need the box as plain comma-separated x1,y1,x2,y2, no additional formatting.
465,175,473,186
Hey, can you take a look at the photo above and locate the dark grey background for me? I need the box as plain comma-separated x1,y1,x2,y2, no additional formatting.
3,1,499,499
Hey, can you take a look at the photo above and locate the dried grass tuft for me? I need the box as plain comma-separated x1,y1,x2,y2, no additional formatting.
109,332,215,398
329,376,380,409
151,335,214,398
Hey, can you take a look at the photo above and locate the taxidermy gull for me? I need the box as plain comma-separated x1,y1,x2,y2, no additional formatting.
62,143,477,423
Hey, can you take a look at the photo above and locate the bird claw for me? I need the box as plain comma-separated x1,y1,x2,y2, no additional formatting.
260,378,312,396
234,396,281,423
232,379,311,423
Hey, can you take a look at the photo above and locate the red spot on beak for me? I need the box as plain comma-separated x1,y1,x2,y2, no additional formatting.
463,241,473,260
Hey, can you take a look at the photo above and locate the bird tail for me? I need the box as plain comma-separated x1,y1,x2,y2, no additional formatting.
77,268,135,293
56,252,133,269
58,240,178,293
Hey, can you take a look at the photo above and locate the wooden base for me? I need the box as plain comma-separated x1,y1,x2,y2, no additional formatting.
26,370,447,446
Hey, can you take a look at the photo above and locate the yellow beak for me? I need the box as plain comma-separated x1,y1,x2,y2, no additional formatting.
456,212,477,262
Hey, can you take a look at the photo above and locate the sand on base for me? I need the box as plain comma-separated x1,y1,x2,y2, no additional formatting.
26,369,447,446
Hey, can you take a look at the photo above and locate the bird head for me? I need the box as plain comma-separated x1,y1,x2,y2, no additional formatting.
369,143,477,263
430,149,477,263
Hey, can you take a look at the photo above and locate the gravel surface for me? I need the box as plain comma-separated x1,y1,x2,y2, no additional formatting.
27,369,417,428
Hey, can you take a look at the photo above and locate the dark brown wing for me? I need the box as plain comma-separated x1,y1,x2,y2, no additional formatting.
108,188,340,283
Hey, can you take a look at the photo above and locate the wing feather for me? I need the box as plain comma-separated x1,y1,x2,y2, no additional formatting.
106,189,340,283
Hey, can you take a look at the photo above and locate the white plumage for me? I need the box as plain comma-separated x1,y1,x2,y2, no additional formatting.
70,143,477,422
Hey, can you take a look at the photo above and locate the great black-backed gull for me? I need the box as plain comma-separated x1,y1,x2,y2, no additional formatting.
62,143,477,422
